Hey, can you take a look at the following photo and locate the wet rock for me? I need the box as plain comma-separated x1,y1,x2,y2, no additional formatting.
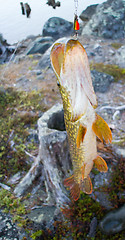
42,17,73,40
100,205,125,234
82,0,125,39
91,70,114,93
25,36,54,55
79,4,98,21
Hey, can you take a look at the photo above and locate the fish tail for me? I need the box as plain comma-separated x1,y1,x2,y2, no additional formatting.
92,114,112,144
64,175,80,201
80,175,93,194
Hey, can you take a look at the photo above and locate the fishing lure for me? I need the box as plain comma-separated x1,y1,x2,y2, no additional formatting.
50,39,112,201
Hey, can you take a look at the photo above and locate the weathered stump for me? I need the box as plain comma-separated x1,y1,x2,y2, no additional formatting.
14,104,72,206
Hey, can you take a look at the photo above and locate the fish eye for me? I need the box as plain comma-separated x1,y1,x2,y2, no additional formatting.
57,81,60,87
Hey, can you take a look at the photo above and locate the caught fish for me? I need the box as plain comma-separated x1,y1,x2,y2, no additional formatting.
50,39,112,201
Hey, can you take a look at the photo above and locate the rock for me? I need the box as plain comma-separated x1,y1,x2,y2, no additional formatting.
115,148,125,158
37,45,52,69
87,217,97,238
115,45,125,68
82,0,125,39
0,34,15,63
91,70,114,93
79,4,98,21
93,191,113,210
37,37,68,70
100,205,125,234
27,206,56,227
0,209,30,240
25,36,54,55
0,42,7,64
42,17,73,40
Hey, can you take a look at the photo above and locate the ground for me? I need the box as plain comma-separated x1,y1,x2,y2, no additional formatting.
0,35,125,239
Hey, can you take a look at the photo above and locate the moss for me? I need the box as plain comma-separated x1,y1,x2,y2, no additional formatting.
90,63,125,82
111,43,123,49
30,230,43,240
0,87,49,177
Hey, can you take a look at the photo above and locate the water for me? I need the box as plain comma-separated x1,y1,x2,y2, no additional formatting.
0,0,105,44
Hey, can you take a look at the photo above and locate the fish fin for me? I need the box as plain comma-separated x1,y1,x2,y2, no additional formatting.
76,124,87,148
50,43,65,78
80,175,92,194
93,156,108,172
92,114,112,144
64,175,80,201
81,164,85,180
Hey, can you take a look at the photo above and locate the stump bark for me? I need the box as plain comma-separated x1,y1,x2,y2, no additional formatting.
14,104,72,206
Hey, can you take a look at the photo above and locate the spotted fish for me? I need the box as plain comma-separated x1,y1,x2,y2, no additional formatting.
50,39,112,201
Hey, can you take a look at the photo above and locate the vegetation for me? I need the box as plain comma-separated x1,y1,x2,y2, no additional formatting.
0,80,124,239
111,42,123,49
90,63,125,82
0,87,50,178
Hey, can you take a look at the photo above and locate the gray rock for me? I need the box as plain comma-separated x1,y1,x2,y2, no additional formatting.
79,4,98,21
91,70,114,93
93,191,113,210
42,17,73,40
115,45,125,68
87,217,97,238
82,0,125,39
25,36,54,55
27,206,56,226
100,204,125,234
0,210,19,240
115,148,125,158
37,37,68,70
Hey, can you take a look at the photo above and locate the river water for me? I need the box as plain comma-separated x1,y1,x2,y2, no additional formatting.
0,0,105,44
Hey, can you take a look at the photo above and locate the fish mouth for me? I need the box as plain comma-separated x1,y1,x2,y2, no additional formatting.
50,39,97,115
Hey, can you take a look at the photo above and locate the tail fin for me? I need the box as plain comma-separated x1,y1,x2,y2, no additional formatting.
80,175,93,194
64,175,80,201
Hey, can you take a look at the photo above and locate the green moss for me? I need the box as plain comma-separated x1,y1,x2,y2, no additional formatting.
30,230,43,240
0,87,49,177
0,188,31,231
90,63,125,82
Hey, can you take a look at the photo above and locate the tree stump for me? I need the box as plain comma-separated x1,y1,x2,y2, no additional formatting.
14,104,72,206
